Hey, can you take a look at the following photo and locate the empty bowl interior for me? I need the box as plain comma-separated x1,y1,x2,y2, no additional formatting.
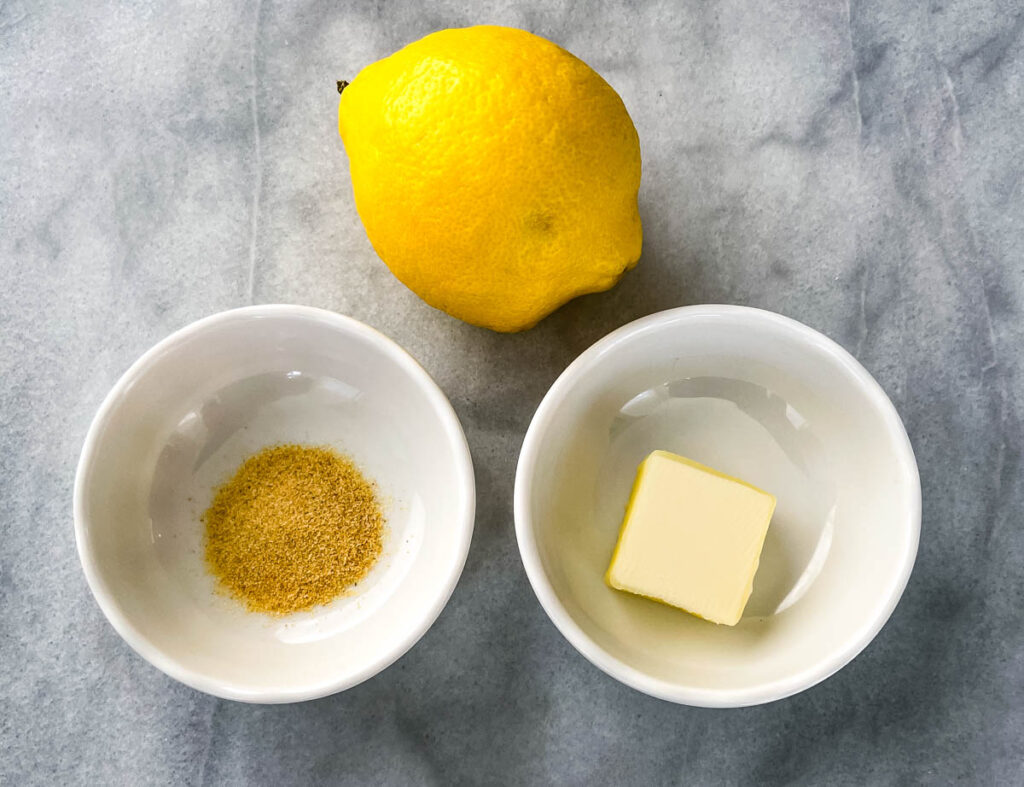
518,308,919,705
76,308,473,701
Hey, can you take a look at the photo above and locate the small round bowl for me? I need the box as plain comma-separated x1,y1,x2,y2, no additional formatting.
515,305,920,707
75,305,475,702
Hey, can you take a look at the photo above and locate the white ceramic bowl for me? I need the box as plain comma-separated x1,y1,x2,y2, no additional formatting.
75,305,475,702
515,305,920,707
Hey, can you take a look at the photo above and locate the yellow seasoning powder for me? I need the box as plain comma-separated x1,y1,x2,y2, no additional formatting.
203,444,384,614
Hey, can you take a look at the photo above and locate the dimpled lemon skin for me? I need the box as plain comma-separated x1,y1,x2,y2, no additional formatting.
338,25,642,332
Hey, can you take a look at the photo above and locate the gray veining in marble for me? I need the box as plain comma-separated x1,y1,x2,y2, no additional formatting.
1,0,1022,784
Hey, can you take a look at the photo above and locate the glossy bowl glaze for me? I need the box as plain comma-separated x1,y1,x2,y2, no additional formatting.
75,305,475,702
515,305,919,706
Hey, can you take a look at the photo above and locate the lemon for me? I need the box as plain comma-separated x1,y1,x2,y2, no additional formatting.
338,25,642,332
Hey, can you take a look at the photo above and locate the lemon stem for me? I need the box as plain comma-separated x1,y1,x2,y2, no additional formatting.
337,80,349,95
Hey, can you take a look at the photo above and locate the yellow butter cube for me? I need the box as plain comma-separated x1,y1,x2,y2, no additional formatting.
605,450,776,625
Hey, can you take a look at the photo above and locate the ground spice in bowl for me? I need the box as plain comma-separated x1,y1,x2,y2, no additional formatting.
203,444,384,614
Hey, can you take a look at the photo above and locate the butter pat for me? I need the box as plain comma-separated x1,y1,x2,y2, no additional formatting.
605,450,776,625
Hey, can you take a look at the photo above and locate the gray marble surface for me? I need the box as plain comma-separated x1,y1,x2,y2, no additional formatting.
1,0,1022,783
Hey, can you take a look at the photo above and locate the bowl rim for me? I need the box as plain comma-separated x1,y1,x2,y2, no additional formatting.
514,304,921,707
73,304,476,703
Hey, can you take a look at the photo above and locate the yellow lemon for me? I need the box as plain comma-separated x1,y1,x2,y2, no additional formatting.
338,25,642,332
